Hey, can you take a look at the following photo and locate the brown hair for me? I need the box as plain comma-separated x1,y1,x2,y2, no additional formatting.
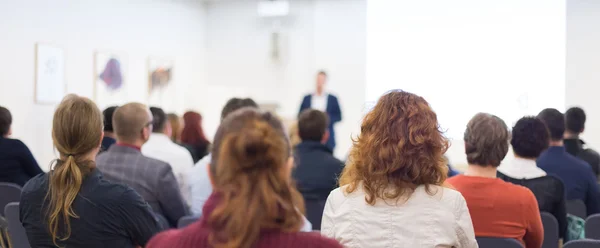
47,94,103,246
167,113,182,142
339,90,448,205
298,109,329,142
112,103,151,143
464,113,509,167
208,108,304,248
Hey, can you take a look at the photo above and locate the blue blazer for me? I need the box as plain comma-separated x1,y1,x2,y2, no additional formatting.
299,94,342,151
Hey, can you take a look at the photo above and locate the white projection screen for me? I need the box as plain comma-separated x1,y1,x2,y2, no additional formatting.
366,0,565,139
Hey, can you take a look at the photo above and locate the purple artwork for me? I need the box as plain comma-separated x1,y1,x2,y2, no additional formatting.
99,58,123,90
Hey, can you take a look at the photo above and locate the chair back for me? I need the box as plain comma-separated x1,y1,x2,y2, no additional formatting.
567,200,587,219
564,239,600,248
0,183,22,217
476,237,523,248
541,212,559,248
585,214,600,239
304,198,326,230
4,202,31,248
177,215,200,228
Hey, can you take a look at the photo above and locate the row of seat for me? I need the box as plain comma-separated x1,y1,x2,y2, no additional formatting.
477,237,600,248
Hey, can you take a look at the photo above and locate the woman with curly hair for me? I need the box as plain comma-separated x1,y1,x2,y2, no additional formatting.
321,90,477,248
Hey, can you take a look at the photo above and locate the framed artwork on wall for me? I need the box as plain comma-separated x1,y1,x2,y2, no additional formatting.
147,57,174,107
35,43,66,104
94,51,127,109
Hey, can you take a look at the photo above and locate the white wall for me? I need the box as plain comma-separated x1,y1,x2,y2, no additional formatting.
0,0,207,168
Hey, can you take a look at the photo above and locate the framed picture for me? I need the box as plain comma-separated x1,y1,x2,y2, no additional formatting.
148,57,174,107
94,51,127,109
35,43,66,104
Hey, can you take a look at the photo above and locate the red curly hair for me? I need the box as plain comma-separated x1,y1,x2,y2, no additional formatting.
340,90,449,205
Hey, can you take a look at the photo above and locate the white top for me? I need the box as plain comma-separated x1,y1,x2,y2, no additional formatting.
142,133,195,206
498,157,547,179
311,93,328,112
189,154,213,215
321,184,478,248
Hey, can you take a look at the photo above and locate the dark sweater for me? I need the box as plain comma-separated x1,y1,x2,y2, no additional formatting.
146,193,342,248
0,137,43,186
564,138,600,178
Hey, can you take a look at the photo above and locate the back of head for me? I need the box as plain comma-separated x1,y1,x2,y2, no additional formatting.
340,90,449,205
298,109,329,142
220,97,258,120
48,94,103,246
511,117,550,159
208,108,302,248
167,113,181,142
0,106,11,136
150,107,167,133
112,103,151,144
181,111,208,145
102,106,118,132
537,108,565,142
464,113,509,167
565,107,586,135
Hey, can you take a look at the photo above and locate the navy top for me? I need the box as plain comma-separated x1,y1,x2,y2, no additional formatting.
20,169,161,248
101,136,116,152
537,146,600,215
0,137,43,186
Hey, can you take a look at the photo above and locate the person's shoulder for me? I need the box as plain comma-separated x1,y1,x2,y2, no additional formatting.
141,154,170,167
21,173,48,196
291,232,343,248
147,222,207,248
3,138,29,150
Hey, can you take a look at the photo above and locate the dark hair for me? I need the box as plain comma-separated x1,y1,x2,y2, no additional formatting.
298,109,328,142
537,108,565,141
181,111,209,146
511,117,550,159
464,113,510,167
0,106,12,136
150,107,167,133
102,106,118,132
340,90,448,205
317,70,328,77
220,98,258,120
565,107,586,134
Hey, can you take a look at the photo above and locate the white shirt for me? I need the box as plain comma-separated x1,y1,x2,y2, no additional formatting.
321,184,478,248
311,93,328,112
498,157,547,179
142,133,195,206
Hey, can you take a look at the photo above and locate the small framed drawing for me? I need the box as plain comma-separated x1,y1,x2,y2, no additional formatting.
94,51,127,109
147,57,174,106
35,43,66,104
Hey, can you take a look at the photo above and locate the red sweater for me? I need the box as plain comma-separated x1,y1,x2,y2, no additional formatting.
146,194,342,248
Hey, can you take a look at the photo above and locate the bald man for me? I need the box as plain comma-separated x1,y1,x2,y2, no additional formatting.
96,103,188,229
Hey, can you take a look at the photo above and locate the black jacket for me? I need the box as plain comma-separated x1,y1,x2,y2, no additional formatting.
564,138,600,178
498,172,567,238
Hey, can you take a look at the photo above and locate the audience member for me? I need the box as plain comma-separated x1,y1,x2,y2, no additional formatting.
448,113,543,248
498,116,567,238
181,111,210,163
20,95,159,248
142,107,195,205
292,109,344,230
167,113,182,142
299,70,342,152
537,108,600,215
101,106,118,151
322,90,477,247
564,107,600,177
148,108,341,248
0,106,43,186
96,103,188,228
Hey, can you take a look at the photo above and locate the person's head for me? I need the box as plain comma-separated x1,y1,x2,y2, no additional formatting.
167,113,182,142
220,97,258,120
0,106,12,137
537,108,565,143
463,113,510,167
297,109,329,144
47,94,104,246
112,103,153,146
316,70,327,94
150,107,169,136
340,90,449,205
102,106,118,134
511,116,550,159
565,107,586,136
207,108,303,248
181,111,208,145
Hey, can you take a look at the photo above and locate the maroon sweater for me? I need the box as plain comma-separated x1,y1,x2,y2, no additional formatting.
146,193,342,248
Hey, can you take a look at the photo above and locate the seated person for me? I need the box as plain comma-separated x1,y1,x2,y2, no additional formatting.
322,90,477,248
498,116,567,239
181,111,210,163
0,106,43,186
564,107,600,178
537,108,600,215
292,109,344,230
101,106,118,152
147,108,341,248
97,103,188,228
448,113,543,248
20,95,159,248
